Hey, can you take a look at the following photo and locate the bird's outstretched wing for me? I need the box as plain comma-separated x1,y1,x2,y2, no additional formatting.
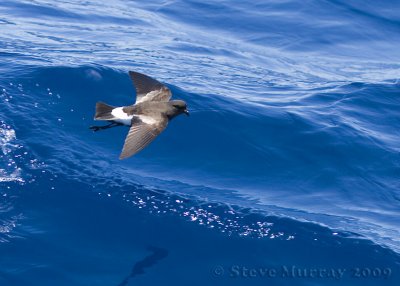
129,71,172,104
119,116,168,159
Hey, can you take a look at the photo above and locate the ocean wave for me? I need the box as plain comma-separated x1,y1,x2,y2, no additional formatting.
1,0,400,283
1,65,399,254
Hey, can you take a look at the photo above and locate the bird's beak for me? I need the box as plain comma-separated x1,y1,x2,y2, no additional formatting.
184,109,190,116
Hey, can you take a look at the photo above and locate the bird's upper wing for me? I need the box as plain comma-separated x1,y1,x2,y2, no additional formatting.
129,71,172,104
119,115,168,159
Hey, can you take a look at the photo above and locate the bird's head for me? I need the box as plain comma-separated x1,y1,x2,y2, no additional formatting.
168,100,189,118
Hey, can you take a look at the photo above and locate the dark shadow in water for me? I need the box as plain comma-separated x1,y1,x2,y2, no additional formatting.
117,246,169,286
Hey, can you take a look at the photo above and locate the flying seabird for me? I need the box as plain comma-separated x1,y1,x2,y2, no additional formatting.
90,71,189,159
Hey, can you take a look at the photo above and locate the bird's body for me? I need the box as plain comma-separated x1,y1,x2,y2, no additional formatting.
90,71,189,159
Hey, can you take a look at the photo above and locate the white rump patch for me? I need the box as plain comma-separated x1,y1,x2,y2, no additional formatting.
111,107,133,125
138,115,157,125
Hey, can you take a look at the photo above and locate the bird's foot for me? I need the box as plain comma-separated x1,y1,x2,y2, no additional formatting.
90,122,123,132
89,125,102,132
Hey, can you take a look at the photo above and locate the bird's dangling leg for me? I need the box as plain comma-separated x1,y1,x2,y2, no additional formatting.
89,121,122,132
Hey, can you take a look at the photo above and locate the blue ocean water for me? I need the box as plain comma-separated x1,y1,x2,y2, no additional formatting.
1,0,400,285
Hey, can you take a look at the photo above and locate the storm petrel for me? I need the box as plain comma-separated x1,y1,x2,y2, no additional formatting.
90,71,189,159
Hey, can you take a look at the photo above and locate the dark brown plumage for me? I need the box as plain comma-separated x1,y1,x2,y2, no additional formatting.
90,71,189,159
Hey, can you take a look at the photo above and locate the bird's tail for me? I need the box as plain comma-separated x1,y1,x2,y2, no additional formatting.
94,102,115,120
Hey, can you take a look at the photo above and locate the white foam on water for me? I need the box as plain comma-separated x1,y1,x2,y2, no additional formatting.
0,123,24,183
